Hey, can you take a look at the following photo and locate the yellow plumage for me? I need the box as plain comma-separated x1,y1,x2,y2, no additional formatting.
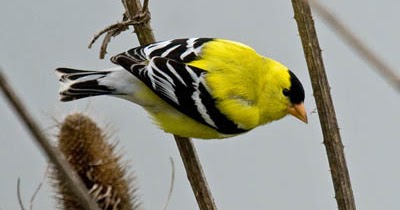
145,100,227,139
189,39,292,131
56,38,307,139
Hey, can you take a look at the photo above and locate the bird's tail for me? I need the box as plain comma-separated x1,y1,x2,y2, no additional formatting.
55,68,118,102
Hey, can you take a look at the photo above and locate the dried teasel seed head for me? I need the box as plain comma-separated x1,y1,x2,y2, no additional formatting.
52,113,141,210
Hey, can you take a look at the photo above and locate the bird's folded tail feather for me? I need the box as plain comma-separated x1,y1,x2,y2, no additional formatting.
55,68,117,102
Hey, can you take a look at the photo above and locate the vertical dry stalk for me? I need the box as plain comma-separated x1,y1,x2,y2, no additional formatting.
53,113,140,210
0,71,100,210
174,136,217,210
121,0,154,45
291,1,356,210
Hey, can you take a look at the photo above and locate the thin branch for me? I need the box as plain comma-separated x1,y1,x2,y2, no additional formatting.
308,0,400,91
17,179,27,210
0,70,100,210
99,29,118,59
30,165,49,210
142,0,149,13
174,136,217,210
291,1,356,210
88,20,128,49
88,15,151,59
162,157,175,210
88,0,152,58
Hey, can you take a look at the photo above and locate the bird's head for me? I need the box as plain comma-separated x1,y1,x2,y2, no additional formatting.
260,59,307,124
283,70,307,123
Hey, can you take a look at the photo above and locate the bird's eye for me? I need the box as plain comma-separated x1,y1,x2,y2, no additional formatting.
282,88,290,96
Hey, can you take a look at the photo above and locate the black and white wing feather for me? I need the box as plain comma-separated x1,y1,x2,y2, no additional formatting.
111,38,213,64
111,38,247,134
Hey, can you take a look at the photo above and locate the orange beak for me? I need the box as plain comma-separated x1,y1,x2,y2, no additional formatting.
288,103,308,124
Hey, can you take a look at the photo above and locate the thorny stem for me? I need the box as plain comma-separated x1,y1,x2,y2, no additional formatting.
291,1,356,210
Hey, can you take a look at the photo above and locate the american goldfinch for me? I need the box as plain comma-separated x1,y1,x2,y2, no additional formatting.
56,38,307,139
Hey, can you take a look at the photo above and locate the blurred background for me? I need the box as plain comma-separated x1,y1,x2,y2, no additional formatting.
1,0,399,209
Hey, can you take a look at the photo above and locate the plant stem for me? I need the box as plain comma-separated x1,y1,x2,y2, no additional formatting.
0,70,100,210
174,136,217,210
291,1,356,210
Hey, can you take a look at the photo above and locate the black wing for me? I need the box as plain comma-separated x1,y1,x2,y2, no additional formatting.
112,51,247,135
111,38,214,65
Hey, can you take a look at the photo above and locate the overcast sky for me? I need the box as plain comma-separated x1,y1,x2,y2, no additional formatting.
1,0,399,209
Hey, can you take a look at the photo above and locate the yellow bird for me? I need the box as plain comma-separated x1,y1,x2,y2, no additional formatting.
56,38,307,139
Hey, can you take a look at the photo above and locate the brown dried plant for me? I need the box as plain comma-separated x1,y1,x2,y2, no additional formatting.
52,113,141,210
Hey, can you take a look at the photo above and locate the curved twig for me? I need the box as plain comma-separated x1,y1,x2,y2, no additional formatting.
88,10,151,59
17,179,27,210
162,157,175,210
88,21,129,49
29,165,49,210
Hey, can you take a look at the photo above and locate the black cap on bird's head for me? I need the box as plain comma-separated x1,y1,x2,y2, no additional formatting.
284,70,307,123
285,71,305,104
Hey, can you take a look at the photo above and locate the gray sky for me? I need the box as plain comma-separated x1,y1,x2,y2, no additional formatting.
1,0,399,209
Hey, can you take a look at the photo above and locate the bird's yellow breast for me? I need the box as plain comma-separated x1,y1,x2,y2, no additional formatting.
189,39,291,129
